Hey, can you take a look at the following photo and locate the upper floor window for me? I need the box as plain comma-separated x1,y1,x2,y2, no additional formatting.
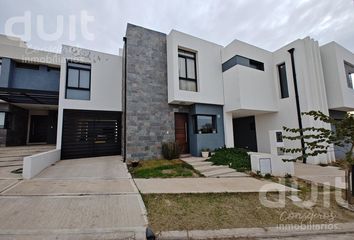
222,55,264,72
278,63,289,98
194,115,216,134
344,61,354,90
0,112,5,129
178,49,197,92
66,61,91,100
15,62,39,70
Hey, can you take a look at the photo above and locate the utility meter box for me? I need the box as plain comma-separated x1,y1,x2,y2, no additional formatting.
250,130,295,177
269,130,285,156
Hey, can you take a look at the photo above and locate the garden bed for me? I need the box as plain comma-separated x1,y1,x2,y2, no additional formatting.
130,159,202,178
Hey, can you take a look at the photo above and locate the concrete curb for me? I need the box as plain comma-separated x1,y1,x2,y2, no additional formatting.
157,222,354,239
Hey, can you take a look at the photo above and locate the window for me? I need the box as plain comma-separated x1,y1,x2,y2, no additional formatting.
278,63,289,98
194,115,216,134
66,62,91,100
178,49,197,92
15,62,40,70
344,61,354,90
0,112,5,129
222,55,264,72
0,58,2,77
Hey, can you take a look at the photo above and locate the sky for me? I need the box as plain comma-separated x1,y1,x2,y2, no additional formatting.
0,0,353,55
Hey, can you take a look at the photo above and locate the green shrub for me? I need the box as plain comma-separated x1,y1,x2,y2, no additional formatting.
208,147,251,171
161,142,180,160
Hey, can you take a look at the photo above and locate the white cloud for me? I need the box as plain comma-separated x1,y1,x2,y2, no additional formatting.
0,0,353,54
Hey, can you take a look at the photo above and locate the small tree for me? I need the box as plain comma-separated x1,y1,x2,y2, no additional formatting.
282,111,354,203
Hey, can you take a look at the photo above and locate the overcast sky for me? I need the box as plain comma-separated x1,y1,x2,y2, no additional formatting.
0,0,353,55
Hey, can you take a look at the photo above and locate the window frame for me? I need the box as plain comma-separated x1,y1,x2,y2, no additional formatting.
344,61,354,90
194,114,217,134
178,49,198,92
65,60,92,100
0,111,6,129
222,55,264,72
277,62,289,99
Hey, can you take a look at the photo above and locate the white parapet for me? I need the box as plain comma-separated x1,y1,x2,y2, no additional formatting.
23,149,61,179
250,152,294,177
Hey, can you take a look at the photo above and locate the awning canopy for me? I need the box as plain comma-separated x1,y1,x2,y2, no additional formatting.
0,87,59,105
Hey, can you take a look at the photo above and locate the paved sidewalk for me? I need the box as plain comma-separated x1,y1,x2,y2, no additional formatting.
181,157,249,177
0,156,147,240
135,177,295,194
294,162,346,189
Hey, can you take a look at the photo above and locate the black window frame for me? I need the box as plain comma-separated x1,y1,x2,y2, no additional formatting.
15,62,40,70
178,48,198,92
65,60,91,100
0,58,2,77
344,61,354,90
277,63,289,99
194,114,217,134
222,55,264,72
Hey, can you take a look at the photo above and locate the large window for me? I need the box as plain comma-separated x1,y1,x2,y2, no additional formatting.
66,62,91,100
194,115,216,134
178,49,197,92
0,112,5,129
344,61,354,90
278,63,289,98
222,55,264,72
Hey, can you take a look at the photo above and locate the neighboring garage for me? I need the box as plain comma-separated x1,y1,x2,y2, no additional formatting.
61,109,122,160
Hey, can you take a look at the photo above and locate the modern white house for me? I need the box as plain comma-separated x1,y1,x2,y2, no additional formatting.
0,23,353,177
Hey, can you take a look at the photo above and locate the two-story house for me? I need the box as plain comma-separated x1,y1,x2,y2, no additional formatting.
0,24,353,173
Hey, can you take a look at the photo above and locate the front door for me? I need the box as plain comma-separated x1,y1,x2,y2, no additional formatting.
175,113,189,154
233,116,258,152
29,115,48,143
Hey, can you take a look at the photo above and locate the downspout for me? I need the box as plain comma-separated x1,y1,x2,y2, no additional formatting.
288,48,306,164
123,37,127,162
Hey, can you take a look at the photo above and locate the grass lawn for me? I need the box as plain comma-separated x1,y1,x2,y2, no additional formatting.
143,179,354,232
130,159,202,178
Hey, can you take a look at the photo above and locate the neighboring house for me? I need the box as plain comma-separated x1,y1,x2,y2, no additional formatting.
0,24,353,165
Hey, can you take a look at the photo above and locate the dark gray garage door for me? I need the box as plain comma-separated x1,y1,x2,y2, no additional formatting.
61,109,122,160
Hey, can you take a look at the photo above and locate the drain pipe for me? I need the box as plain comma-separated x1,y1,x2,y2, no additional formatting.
288,48,306,164
123,36,127,163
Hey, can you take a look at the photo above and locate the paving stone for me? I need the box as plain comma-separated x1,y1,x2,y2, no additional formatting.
202,168,237,177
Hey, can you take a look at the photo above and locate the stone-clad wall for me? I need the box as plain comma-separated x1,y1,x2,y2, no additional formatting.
125,24,175,160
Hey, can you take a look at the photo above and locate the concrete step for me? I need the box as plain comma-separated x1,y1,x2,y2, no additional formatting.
0,149,54,158
189,161,213,167
181,157,207,164
0,160,23,167
216,172,249,178
0,145,55,151
195,165,227,173
0,156,23,162
203,168,237,177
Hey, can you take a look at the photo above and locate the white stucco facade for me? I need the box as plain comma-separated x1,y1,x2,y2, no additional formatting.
56,45,122,149
164,28,353,164
320,42,354,111
167,30,224,105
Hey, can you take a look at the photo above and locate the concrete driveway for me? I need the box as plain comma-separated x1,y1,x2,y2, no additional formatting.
294,162,346,189
0,156,147,240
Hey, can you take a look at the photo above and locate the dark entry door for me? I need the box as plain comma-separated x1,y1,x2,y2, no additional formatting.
29,115,48,143
61,110,121,160
233,116,258,152
175,113,189,154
